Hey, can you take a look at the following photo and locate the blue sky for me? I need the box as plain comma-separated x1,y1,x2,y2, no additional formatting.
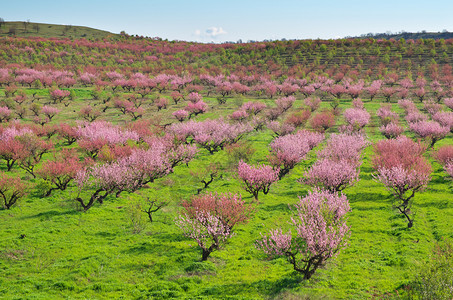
2,0,453,42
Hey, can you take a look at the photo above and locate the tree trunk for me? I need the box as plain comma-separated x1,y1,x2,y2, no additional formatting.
201,248,212,261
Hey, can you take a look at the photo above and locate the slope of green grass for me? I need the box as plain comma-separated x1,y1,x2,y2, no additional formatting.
0,21,117,39
0,89,452,299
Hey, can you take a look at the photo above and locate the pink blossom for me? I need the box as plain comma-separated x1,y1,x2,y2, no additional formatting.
409,121,450,147
380,122,405,139
256,189,350,280
399,78,413,89
231,81,250,95
432,111,453,132
352,98,364,109
382,87,396,102
79,72,97,85
170,75,193,90
0,106,12,123
303,159,360,192
405,111,427,124
275,96,295,112
0,126,33,141
187,92,202,103
76,121,140,145
216,81,233,97
372,136,432,227
155,97,169,110
269,130,324,178
258,80,278,98
343,108,371,130
177,212,232,260
49,89,70,102
241,101,266,115
0,68,12,86
168,118,252,154
423,100,442,116
346,82,364,99
75,138,196,210
375,165,430,202
230,110,249,122
416,77,426,88
267,121,295,137
365,80,382,101
177,192,253,260
172,109,189,122
435,145,453,166
445,162,453,177
444,98,453,110
105,71,123,81
414,87,426,102
41,105,61,120
398,99,417,113
376,106,399,125
317,133,369,164
256,229,292,257
329,84,347,99
301,85,316,97
185,100,208,116
237,160,279,201
304,97,321,112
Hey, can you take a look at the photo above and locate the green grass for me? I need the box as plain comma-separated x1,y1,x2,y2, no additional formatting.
0,22,117,39
0,89,452,299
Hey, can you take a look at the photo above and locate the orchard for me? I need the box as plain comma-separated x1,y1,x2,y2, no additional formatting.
0,33,452,299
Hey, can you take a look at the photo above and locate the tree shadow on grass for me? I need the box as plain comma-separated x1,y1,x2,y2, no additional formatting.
360,166,375,174
260,203,290,212
20,210,79,220
276,189,304,199
94,231,117,239
199,274,303,298
417,199,451,209
124,241,195,263
429,175,451,185
152,232,187,243
359,174,375,181
347,192,390,211
125,241,169,255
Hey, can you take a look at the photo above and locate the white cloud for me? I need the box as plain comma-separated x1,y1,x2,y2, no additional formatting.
205,27,227,38
193,26,227,41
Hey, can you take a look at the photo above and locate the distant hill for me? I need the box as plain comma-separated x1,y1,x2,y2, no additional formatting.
351,31,453,40
0,21,118,39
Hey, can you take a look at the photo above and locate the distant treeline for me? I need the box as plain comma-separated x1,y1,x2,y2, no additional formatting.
350,31,453,40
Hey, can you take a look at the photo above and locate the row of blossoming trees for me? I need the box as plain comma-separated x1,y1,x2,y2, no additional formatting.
1,67,452,102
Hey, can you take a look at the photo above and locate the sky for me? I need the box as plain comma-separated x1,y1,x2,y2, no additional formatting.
2,0,453,42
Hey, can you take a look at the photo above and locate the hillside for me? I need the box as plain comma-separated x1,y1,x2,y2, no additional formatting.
1,33,452,82
0,21,117,39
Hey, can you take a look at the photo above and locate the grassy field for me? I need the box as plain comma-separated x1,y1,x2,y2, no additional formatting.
0,22,117,39
0,87,452,299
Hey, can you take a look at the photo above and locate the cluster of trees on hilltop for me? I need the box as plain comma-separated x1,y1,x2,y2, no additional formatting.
352,30,453,40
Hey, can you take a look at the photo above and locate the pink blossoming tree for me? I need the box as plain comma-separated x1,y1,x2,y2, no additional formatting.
177,192,254,261
237,160,279,201
372,137,432,228
303,159,360,192
256,189,350,280
379,122,405,139
269,130,324,179
0,172,28,209
409,121,450,148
